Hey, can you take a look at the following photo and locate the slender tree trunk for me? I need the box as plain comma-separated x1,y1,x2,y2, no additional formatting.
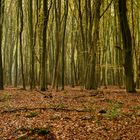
0,0,4,90
77,0,86,85
52,0,61,90
40,0,48,91
18,0,26,89
28,0,35,90
14,10,19,87
85,0,102,89
61,0,68,90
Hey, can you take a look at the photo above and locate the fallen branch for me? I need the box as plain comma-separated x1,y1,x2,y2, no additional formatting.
0,107,94,114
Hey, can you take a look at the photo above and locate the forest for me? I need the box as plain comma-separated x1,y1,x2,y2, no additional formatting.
0,0,140,139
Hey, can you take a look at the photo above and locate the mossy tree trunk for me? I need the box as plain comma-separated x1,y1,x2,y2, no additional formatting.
18,0,26,89
40,0,48,91
61,0,68,90
28,0,35,90
85,0,102,89
0,0,4,90
52,0,61,90
118,0,136,92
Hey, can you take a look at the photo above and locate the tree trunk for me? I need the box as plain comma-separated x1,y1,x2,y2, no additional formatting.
85,0,102,89
118,0,136,92
0,0,4,90
61,0,68,90
28,0,35,90
18,0,26,90
40,0,48,91
52,0,61,90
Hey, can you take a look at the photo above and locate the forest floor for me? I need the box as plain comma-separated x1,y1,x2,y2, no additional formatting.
0,86,140,140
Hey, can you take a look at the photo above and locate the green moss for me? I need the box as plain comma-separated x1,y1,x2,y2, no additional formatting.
26,112,38,118
31,128,50,136
0,93,12,102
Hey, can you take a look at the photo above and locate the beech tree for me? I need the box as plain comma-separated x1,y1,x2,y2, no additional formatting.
85,0,102,89
0,0,4,90
0,0,139,93
118,0,136,92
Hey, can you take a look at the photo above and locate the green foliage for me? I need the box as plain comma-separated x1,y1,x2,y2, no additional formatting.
113,101,124,109
103,100,123,120
16,127,50,139
31,127,50,136
0,92,12,102
104,108,119,120
104,99,113,103
95,120,101,125
104,99,124,108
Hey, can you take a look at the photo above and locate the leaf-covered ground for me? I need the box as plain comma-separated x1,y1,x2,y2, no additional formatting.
0,86,140,140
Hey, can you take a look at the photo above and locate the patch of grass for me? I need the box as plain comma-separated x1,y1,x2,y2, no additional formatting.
0,93,12,102
104,100,123,120
30,127,50,136
104,99,124,109
15,127,51,138
101,101,123,120
26,112,38,118
95,120,101,125
113,101,124,109
104,99,113,103
104,108,119,120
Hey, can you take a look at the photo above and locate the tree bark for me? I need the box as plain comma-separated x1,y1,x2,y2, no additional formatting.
0,0,4,90
28,0,35,90
18,0,26,90
118,0,136,92
40,0,48,91
85,0,102,89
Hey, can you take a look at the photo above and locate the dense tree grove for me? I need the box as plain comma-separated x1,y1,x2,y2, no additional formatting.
0,0,140,92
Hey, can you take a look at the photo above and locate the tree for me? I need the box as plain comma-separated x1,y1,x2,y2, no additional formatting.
28,0,35,90
52,0,62,90
0,0,4,90
40,0,52,91
85,0,102,89
61,0,68,90
1,0,140,91
118,0,136,92
40,0,48,91
18,0,26,89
